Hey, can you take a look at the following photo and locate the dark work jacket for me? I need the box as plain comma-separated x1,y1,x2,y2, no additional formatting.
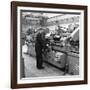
35,32,47,55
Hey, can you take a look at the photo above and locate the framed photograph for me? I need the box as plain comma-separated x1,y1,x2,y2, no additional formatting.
11,1,88,89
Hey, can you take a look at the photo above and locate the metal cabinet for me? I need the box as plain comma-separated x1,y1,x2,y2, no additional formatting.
67,54,79,75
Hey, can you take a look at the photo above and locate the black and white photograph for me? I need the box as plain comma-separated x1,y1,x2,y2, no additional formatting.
21,11,80,77
11,1,87,88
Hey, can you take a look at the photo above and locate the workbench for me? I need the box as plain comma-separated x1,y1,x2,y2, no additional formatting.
43,44,79,75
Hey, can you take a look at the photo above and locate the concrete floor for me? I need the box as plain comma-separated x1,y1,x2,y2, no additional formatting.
23,54,65,78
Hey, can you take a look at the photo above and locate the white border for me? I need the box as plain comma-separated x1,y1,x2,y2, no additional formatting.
17,6,84,84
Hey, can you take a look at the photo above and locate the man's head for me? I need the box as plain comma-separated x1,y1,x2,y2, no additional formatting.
37,27,44,33
38,27,49,34
44,28,49,34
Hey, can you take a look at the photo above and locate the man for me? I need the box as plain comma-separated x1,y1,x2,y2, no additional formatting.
35,28,49,69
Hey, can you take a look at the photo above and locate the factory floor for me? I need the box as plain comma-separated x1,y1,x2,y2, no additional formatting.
23,54,65,78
